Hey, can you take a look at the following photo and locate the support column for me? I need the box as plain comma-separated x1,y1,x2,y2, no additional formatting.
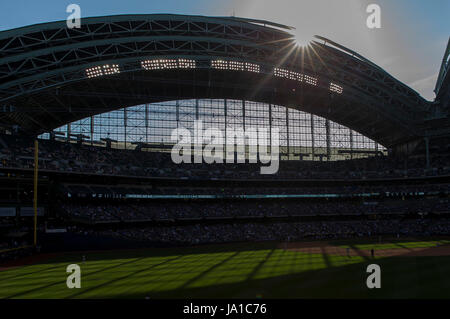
286,108,290,158
425,137,430,169
124,108,127,149
195,99,199,120
90,116,94,144
145,103,149,143
325,119,330,161
224,99,227,142
194,100,199,159
310,114,315,160
242,100,246,159
242,100,246,130
350,129,354,160
175,101,180,129
269,104,272,151
67,123,71,142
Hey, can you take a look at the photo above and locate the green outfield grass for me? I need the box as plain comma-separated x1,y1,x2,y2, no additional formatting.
1,239,450,299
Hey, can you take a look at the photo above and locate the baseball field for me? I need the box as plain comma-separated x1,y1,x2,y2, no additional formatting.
2,238,450,299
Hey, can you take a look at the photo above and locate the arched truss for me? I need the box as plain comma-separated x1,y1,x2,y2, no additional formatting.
0,14,431,147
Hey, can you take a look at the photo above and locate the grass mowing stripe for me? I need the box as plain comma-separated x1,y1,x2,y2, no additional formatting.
0,264,64,282
3,257,146,299
2,240,450,299
177,251,241,290
66,255,183,299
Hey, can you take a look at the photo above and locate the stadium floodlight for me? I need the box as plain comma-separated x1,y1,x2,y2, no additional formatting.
274,67,303,82
141,58,196,70
274,67,317,87
85,64,120,78
304,74,318,86
211,60,260,73
330,82,343,94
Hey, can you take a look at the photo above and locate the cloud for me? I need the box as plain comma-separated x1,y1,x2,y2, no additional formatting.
407,73,439,101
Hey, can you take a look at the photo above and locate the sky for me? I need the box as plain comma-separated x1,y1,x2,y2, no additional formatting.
0,0,448,101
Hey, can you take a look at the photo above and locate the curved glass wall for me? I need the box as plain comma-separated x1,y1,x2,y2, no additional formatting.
40,99,386,161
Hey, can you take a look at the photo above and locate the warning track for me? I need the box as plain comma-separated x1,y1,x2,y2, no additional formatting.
281,241,450,257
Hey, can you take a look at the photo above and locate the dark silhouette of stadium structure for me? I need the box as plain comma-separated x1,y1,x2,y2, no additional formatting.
0,14,449,253
0,14,448,151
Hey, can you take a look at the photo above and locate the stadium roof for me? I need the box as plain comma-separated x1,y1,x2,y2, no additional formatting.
435,37,450,96
0,13,437,147
434,37,450,114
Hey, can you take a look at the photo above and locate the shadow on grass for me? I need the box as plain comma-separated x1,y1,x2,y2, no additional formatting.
5,256,150,299
5,239,450,300
136,256,450,299
66,255,184,299
26,241,282,266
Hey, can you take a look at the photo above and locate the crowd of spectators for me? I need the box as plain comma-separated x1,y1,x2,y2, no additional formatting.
61,198,450,222
60,183,450,198
1,134,450,180
2,133,450,252
0,217,16,227
0,237,32,263
81,218,450,245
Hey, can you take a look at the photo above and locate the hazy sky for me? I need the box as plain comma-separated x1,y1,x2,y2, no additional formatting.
0,0,448,100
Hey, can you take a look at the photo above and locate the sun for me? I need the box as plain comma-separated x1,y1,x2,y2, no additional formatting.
292,30,314,48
